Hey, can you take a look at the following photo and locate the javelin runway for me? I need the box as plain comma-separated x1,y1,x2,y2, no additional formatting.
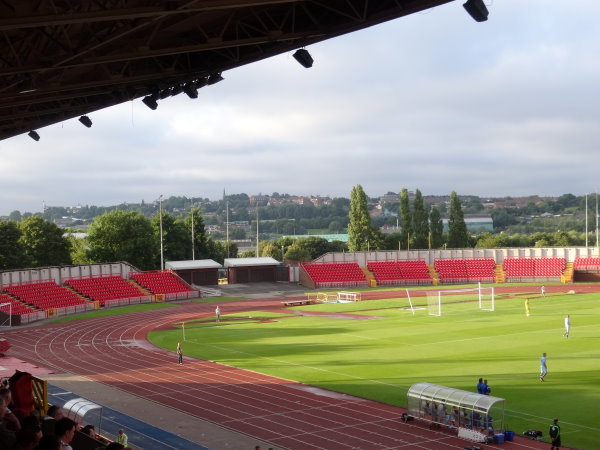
4,297,550,450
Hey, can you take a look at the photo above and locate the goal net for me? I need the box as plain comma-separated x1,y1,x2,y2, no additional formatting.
426,284,494,316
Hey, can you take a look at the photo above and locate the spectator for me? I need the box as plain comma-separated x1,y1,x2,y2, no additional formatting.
45,405,64,421
16,424,42,450
0,396,17,450
35,435,61,450
55,417,77,450
81,424,98,439
117,428,128,448
104,443,125,450
0,387,21,431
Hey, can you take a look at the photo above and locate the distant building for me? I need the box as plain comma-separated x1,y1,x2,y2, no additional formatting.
442,216,493,233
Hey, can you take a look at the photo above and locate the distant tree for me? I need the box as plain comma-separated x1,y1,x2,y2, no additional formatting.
399,189,412,250
429,207,444,249
8,211,21,222
151,212,189,264
68,234,91,265
412,189,428,248
447,191,469,248
261,242,282,260
0,220,27,269
87,210,157,269
184,207,209,259
328,220,342,233
382,232,402,250
348,185,371,251
285,243,311,261
239,250,256,258
19,216,72,267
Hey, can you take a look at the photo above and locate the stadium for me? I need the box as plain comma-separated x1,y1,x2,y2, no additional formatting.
1,248,599,449
2,1,599,449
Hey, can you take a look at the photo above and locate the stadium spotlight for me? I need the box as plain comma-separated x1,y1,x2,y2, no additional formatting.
142,95,159,110
195,76,208,89
463,0,489,22
171,84,183,96
28,130,40,141
159,88,172,99
183,82,198,99
293,49,313,68
78,115,92,128
207,72,224,85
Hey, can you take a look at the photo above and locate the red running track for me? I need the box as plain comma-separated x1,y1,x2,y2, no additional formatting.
4,298,550,450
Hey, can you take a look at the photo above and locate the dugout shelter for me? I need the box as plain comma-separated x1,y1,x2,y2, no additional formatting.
224,257,287,284
407,382,505,432
165,260,222,286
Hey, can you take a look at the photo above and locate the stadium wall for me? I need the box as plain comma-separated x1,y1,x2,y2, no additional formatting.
0,262,137,286
313,247,600,266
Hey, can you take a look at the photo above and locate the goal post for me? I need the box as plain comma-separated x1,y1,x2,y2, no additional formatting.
427,284,495,316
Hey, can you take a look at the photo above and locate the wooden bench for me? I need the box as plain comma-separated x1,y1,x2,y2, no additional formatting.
281,300,313,307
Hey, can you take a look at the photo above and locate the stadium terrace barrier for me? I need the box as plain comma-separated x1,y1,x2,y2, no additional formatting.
102,295,154,308
46,302,97,318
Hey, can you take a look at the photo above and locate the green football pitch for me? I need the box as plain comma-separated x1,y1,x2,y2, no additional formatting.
148,288,600,449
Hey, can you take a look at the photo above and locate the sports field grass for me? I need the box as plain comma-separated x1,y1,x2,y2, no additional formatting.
148,289,600,449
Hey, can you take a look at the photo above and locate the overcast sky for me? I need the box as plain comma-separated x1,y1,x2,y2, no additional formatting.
2,1,600,216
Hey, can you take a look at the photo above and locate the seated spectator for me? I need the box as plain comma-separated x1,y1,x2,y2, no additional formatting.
55,417,77,450
35,435,61,450
45,405,64,420
16,424,42,450
81,424,98,438
0,387,21,431
0,396,17,449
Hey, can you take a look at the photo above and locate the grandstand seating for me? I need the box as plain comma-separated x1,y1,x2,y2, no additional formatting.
65,275,145,306
367,260,431,285
573,257,600,272
434,258,495,283
504,258,565,281
3,281,88,310
130,270,193,294
0,293,36,315
301,262,369,288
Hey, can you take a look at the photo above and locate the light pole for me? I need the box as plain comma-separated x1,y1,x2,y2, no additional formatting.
159,195,164,270
191,203,195,260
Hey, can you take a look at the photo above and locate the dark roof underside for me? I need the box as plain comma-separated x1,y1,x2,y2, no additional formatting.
0,0,453,141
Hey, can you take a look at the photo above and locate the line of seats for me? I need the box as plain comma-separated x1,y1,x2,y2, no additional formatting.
3,281,88,310
367,260,431,285
302,262,369,288
434,258,496,283
130,270,194,294
64,275,145,306
504,257,565,280
0,293,37,315
573,257,600,271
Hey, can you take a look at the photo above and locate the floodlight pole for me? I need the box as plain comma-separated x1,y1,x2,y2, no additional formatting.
159,195,164,270
191,203,195,260
256,207,259,256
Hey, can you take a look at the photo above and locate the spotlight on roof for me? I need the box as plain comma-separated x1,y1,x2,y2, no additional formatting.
171,85,183,96
463,0,489,22
293,49,313,68
142,95,158,110
159,88,172,99
78,115,92,128
207,72,224,85
28,130,40,141
195,77,208,89
183,83,198,99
